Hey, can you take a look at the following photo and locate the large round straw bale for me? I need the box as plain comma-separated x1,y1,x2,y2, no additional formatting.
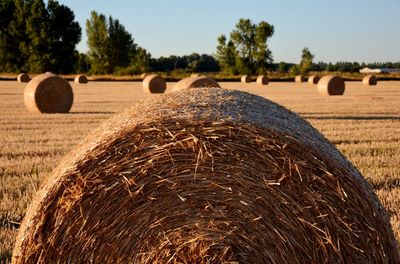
241,75,251,83
363,75,378,86
256,75,269,85
17,73,30,83
74,74,88,84
172,76,220,91
317,75,345,96
308,75,320,84
295,75,305,82
24,74,73,113
142,74,166,94
13,88,399,263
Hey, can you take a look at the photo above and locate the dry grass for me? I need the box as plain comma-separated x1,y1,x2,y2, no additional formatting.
0,80,399,262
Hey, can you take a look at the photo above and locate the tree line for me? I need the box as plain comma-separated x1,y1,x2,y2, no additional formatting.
1,1,399,75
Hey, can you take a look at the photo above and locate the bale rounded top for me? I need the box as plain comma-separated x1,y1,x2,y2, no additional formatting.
317,75,345,96
295,75,305,83
142,74,166,94
363,75,377,86
241,75,252,83
17,73,30,83
24,74,73,113
308,75,320,84
172,76,220,91
13,88,398,263
256,75,269,85
74,75,88,84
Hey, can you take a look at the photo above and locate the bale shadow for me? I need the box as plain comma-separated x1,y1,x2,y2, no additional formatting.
302,115,400,121
70,111,115,115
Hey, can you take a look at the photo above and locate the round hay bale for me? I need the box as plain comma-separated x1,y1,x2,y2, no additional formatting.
142,74,166,94
363,75,378,86
17,73,30,83
13,88,399,263
45,72,53,75
295,75,305,83
241,75,252,83
74,75,88,84
317,75,345,96
172,76,220,91
256,75,269,85
24,74,73,113
308,75,320,84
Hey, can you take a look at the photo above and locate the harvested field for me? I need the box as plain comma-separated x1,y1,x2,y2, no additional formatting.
0,80,399,262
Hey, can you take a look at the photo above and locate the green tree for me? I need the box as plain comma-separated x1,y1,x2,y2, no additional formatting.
87,11,146,74
278,62,287,73
130,47,151,73
107,16,136,72
73,51,90,73
254,21,274,73
0,0,16,71
216,18,274,75
86,11,109,74
216,35,237,74
299,47,314,74
46,0,81,73
0,0,81,73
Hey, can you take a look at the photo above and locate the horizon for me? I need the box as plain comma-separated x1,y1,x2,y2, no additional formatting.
59,1,399,63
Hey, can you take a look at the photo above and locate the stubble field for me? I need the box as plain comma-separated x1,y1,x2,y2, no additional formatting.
0,80,399,261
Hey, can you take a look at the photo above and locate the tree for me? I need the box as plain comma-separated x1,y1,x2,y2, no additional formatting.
131,47,151,73
73,51,90,73
254,21,274,73
0,0,81,73
216,35,237,74
216,18,274,75
87,11,150,74
0,0,15,71
46,0,81,73
107,16,136,72
86,11,111,74
299,47,314,74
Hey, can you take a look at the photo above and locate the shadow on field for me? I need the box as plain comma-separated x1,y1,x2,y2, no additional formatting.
369,178,400,191
302,115,400,121
71,111,115,115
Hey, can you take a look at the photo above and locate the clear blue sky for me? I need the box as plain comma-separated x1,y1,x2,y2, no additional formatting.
58,0,400,63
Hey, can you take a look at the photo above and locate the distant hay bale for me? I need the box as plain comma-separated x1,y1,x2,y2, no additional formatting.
191,73,201,77
172,76,220,91
74,75,88,84
317,75,345,96
241,75,251,83
295,75,305,83
140,73,148,79
13,88,399,263
24,73,73,113
142,74,166,94
363,75,378,86
17,73,30,83
308,75,320,84
256,75,269,85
